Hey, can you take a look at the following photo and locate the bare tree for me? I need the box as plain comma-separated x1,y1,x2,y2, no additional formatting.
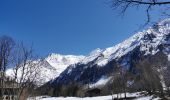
10,42,40,100
118,67,128,99
110,0,170,25
0,36,15,98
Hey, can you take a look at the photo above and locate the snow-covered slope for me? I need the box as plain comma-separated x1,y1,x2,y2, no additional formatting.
50,18,170,86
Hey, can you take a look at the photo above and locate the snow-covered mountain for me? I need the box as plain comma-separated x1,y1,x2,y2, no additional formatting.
6,53,85,85
49,18,170,87
7,18,170,88
38,54,85,84
45,53,85,77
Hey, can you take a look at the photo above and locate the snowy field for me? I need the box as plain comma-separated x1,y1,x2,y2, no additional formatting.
28,92,160,100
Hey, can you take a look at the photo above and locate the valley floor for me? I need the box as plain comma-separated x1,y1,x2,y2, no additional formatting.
28,92,161,100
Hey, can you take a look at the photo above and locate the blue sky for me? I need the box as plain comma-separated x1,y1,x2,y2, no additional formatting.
0,0,162,57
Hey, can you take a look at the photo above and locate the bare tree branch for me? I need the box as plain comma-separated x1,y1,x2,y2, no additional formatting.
110,0,170,25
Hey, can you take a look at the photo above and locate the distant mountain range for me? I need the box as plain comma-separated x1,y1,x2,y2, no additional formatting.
48,18,170,88
7,18,170,89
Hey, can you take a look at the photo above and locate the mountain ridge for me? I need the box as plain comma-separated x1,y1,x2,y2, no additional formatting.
49,18,170,87
7,18,170,87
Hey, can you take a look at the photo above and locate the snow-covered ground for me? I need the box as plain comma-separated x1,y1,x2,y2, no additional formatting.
28,92,160,100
